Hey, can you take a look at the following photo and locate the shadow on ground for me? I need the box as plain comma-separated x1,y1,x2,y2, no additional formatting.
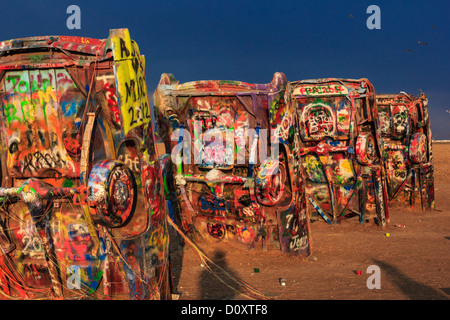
199,249,241,300
372,258,449,300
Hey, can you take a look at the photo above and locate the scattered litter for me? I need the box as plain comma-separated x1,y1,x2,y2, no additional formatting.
253,268,260,273
394,224,405,228
356,270,362,275
385,233,390,237
171,293,181,300
279,278,287,286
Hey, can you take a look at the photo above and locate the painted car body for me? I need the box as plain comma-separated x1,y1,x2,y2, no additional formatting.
153,72,311,256
0,29,172,299
376,92,434,209
290,78,389,226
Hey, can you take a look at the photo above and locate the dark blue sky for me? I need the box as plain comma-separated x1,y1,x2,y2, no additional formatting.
1,0,449,138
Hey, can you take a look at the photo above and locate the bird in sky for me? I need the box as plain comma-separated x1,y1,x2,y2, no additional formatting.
418,40,429,45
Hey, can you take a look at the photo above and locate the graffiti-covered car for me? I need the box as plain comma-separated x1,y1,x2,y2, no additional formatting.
290,78,389,226
0,29,172,299
153,72,311,256
376,92,434,210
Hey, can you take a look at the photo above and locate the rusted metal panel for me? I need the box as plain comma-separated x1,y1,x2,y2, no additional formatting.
376,92,435,210
290,78,389,226
153,72,311,256
0,29,172,299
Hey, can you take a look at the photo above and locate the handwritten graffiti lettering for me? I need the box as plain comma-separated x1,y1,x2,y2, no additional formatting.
207,223,226,240
22,235,43,256
308,110,333,134
103,82,121,124
282,208,308,251
119,38,130,58
112,30,151,133
302,103,335,137
4,89,56,126
194,114,218,129
199,195,230,216
293,85,348,96
6,74,52,94
21,150,67,173
289,232,308,251
6,71,58,96
118,153,140,173
394,171,406,179
283,211,308,251
125,77,143,103
15,220,61,259
24,130,58,150
123,72,151,128
284,212,298,231
127,101,150,127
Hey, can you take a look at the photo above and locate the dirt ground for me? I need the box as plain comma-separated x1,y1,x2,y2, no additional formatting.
169,142,450,300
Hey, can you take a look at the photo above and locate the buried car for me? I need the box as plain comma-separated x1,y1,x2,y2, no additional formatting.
376,92,434,210
153,72,311,256
290,78,389,226
0,29,172,299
